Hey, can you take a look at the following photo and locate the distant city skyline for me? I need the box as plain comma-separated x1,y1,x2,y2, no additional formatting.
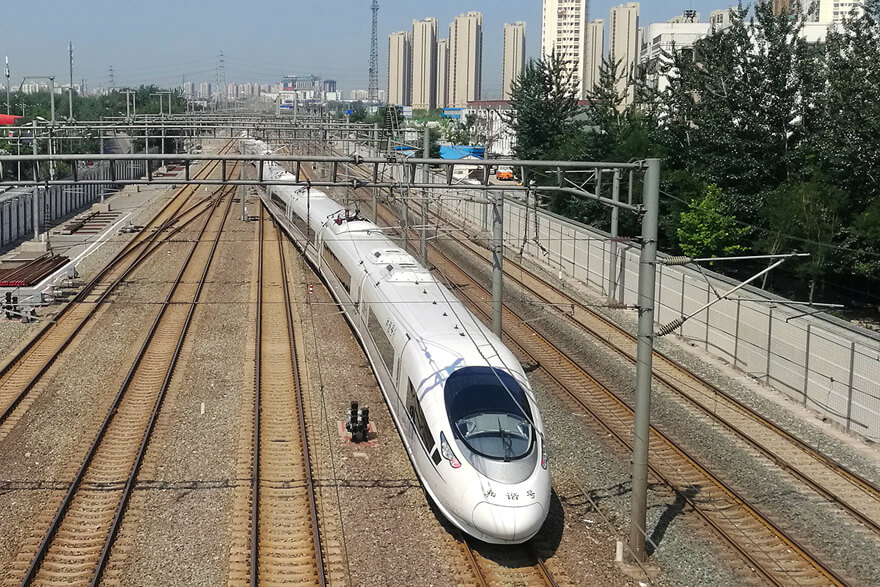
4,1,746,100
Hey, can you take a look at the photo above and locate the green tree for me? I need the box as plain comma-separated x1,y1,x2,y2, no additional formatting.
677,184,750,259
658,2,818,222
763,178,845,300
807,0,880,279
503,51,582,161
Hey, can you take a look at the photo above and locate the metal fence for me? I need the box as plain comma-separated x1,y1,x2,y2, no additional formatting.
425,184,880,443
0,161,149,250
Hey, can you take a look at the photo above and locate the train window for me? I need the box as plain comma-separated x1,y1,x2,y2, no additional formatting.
322,245,351,292
407,380,436,453
444,367,534,461
367,309,395,375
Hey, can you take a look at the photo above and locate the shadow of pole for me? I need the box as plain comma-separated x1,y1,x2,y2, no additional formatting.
647,485,700,556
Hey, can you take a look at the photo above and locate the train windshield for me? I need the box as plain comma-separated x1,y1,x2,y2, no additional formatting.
444,367,534,461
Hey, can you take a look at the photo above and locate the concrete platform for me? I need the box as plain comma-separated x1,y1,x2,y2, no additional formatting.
0,165,190,307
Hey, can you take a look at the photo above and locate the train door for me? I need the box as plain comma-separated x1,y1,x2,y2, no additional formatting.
405,379,439,469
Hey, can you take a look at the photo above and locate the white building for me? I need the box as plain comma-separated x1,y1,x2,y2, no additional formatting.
436,38,449,108
412,18,438,110
465,101,516,157
610,2,641,105
709,7,737,29
640,20,711,93
388,31,412,106
541,0,589,97
583,19,605,96
449,12,483,108
819,0,865,22
502,22,526,100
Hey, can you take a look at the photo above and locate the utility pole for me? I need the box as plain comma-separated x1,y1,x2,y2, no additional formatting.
491,193,504,338
628,158,661,565
420,129,429,265
4,56,9,115
122,90,135,121
32,120,39,239
68,42,74,121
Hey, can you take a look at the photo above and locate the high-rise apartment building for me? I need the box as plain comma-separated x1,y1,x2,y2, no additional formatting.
388,31,412,106
541,0,589,97
412,18,438,110
436,38,449,108
583,19,604,96
198,82,212,99
449,12,483,108
502,22,526,100
819,0,865,22
610,2,640,105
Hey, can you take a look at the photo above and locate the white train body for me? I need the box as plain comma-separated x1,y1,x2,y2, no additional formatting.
240,137,551,544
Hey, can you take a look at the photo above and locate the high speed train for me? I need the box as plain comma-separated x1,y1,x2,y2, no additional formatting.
240,137,550,544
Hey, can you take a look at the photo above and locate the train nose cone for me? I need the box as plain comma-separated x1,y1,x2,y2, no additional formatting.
471,502,545,543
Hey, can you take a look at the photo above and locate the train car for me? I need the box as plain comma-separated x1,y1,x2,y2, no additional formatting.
240,137,551,544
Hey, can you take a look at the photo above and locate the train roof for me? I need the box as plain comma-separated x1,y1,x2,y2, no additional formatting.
328,222,522,375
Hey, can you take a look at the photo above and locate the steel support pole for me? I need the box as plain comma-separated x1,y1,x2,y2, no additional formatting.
240,159,246,221
32,187,39,240
4,56,9,116
68,43,75,121
491,193,504,338
31,122,40,240
421,131,430,265
608,170,621,304
628,158,660,564
49,78,55,125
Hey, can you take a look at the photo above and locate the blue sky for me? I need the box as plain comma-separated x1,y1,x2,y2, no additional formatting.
4,1,739,98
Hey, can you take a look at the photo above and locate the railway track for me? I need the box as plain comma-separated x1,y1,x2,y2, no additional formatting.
325,157,880,581
7,179,236,584
327,174,847,583
0,141,236,442
425,242,849,586
447,233,880,540
236,205,327,585
292,159,570,587
460,536,561,587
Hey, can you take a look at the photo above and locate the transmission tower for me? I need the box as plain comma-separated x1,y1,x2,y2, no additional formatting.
217,50,227,108
368,0,379,102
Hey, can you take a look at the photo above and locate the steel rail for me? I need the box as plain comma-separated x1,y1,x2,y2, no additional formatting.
350,170,842,584
352,153,880,541
464,238,880,538
19,181,235,584
428,243,847,587
0,144,235,431
251,209,264,587
249,207,326,585
91,183,236,585
459,537,489,587
277,211,327,586
461,535,556,587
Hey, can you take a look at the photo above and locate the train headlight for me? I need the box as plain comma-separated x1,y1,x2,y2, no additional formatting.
541,438,549,470
440,432,461,469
